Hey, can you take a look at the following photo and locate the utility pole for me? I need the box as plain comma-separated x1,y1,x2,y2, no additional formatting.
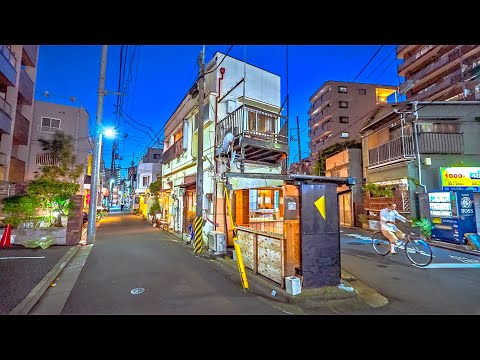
296,115,302,174
194,46,205,254
87,45,108,245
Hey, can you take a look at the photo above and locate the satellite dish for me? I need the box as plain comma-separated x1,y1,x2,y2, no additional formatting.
217,132,234,155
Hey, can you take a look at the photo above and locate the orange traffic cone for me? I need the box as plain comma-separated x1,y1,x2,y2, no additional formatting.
0,224,12,248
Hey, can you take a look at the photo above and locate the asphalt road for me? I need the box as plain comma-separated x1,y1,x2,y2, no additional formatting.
340,227,480,314
62,212,285,315
0,245,70,315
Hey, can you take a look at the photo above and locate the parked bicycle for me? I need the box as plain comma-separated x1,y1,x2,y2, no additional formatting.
371,225,433,267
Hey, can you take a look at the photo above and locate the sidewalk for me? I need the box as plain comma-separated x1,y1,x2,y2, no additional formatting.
161,226,389,313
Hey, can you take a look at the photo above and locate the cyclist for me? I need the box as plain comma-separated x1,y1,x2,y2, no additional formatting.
380,202,412,254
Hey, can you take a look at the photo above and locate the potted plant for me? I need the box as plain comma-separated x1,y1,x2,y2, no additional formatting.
412,218,434,240
358,214,369,230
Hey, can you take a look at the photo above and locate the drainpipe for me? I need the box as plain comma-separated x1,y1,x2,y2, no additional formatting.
213,68,225,233
412,101,427,193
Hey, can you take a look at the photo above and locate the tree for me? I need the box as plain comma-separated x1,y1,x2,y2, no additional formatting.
37,131,84,181
2,195,40,227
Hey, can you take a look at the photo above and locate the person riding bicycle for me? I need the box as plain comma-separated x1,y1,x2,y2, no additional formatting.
380,202,412,254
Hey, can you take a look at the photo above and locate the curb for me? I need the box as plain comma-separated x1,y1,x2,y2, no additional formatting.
9,245,81,315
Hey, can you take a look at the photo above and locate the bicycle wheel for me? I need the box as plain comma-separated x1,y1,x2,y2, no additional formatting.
372,232,390,256
405,238,433,267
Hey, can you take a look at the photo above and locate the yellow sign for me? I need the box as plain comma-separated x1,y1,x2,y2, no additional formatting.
87,154,93,176
440,167,480,191
314,195,326,220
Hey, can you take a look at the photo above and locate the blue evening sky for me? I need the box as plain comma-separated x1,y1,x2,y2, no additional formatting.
34,45,402,177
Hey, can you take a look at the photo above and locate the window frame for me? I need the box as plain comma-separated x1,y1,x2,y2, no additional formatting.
358,88,366,95
339,116,349,123
339,101,349,108
338,86,348,93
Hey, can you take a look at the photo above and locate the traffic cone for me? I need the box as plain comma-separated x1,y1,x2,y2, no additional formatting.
0,224,12,248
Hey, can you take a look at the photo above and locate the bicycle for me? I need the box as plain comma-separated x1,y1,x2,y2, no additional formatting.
371,225,433,267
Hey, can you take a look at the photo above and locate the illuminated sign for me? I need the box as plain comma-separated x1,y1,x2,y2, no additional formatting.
440,167,480,191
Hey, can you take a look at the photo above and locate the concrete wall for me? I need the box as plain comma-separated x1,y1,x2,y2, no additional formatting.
12,227,67,245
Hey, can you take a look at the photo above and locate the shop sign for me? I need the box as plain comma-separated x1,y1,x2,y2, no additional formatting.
440,167,480,191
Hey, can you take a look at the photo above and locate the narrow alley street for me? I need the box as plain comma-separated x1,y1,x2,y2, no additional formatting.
61,212,286,315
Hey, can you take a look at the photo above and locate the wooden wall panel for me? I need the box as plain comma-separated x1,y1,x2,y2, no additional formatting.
257,235,282,284
237,230,255,271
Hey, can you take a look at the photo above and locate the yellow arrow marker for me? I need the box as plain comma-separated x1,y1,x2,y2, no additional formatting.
314,195,326,220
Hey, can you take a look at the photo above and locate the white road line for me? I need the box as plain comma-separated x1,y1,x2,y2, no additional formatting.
424,263,480,269
0,256,46,260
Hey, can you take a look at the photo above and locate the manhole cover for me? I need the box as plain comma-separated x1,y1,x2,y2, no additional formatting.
130,288,145,295
347,242,367,246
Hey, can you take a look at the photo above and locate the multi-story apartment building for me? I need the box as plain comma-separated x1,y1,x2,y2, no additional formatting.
161,52,288,244
397,45,480,102
26,101,90,186
360,101,480,218
308,80,396,160
0,45,39,184
134,148,162,216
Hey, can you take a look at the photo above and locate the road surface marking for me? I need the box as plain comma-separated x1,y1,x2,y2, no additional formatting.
0,256,46,260
424,263,480,269
448,255,479,264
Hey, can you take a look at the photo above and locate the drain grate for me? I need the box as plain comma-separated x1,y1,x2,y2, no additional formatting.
130,288,145,295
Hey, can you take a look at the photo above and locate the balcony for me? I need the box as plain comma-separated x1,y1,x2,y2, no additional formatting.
368,136,415,169
418,132,463,154
0,45,17,88
398,45,441,77
408,69,463,102
308,107,333,128
396,45,419,59
216,105,288,165
22,45,38,67
308,96,332,116
18,67,34,105
0,96,13,134
406,45,480,89
162,139,183,164
13,111,30,146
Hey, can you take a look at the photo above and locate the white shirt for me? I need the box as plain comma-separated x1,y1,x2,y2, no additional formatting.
380,208,407,232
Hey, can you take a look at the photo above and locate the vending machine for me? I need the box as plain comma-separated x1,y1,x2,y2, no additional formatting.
428,190,477,244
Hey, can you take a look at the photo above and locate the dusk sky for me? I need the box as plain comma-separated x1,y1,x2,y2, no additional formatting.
34,45,402,177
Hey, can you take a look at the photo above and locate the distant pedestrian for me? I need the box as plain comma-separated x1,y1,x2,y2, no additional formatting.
120,203,125,211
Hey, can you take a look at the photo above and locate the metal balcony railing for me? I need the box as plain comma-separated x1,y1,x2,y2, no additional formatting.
36,153,59,166
0,97,12,118
216,105,287,147
368,136,415,168
418,132,464,154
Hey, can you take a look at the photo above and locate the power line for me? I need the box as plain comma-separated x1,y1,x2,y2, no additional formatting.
364,46,397,82
204,45,234,75
353,45,384,82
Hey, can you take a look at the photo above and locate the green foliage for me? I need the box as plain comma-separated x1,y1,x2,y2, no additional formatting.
363,182,393,197
148,179,162,194
412,218,434,239
37,131,83,181
358,214,368,224
313,140,361,176
27,179,79,227
2,195,40,227
407,176,421,187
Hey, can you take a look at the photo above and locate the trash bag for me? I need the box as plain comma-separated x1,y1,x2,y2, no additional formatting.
22,236,55,249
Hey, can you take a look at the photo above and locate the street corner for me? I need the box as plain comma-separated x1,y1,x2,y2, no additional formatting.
341,269,389,309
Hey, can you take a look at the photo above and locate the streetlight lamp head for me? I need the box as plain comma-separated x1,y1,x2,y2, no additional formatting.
103,127,116,139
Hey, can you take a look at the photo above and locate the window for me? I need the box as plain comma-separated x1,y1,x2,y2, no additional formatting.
153,154,160,159
339,116,349,123
418,123,460,134
359,88,366,95
338,86,347,93
339,101,348,108
340,132,349,138
40,117,61,132
142,176,150,187
174,129,183,143
332,170,341,177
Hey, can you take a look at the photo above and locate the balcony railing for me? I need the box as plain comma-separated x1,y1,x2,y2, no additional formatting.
36,153,59,166
0,45,17,68
22,45,38,67
0,97,12,118
409,69,463,101
216,105,287,148
418,132,464,154
368,136,415,168
13,111,30,146
162,139,183,164
398,45,437,75
18,67,34,105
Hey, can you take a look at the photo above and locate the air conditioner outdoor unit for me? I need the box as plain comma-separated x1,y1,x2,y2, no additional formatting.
208,231,226,253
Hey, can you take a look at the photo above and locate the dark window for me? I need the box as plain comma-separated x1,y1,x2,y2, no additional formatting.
359,88,366,95
339,116,349,123
338,86,347,93
153,154,160,159
339,101,348,108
